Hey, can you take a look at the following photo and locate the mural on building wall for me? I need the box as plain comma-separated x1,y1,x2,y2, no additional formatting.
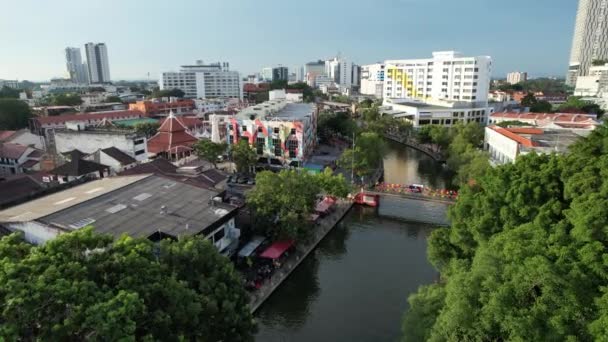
225,117,306,161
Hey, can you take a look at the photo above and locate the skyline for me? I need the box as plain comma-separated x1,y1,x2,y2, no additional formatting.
0,0,578,81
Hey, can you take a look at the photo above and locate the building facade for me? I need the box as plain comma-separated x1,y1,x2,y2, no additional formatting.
160,61,242,100
128,100,195,117
305,60,326,87
272,67,289,82
506,71,528,85
220,101,317,166
566,0,608,86
360,63,385,97
85,43,111,84
384,51,492,103
326,57,354,87
381,98,493,127
65,47,89,84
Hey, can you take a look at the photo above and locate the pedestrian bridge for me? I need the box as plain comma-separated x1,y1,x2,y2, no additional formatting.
374,193,451,226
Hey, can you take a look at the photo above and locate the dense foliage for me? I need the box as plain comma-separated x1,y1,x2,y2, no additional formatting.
194,139,228,168
521,93,553,113
317,110,358,142
402,123,608,341
0,98,32,130
247,169,350,241
0,86,20,99
152,88,185,99
494,78,571,94
337,132,387,178
0,228,255,341
133,122,160,138
231,140,258,173
557,96,605,117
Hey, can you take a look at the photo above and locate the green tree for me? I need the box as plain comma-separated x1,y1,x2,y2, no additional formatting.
337,132,387,177
530,100,553,113
52,93,83,106
231,140,258,173
317,111,358,141
152,88,185,98
287,82,314,102
104,95,122,103
558,96,605,117
520,92,538,107
247,170,320,241
402,124,608,341
0,86,19,99
0,99,32,130
269,80,288,90
315,167,351,198
194,139,227,168
0,228,255,341
134,121,160,138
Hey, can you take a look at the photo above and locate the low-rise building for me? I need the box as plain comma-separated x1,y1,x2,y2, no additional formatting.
485,125,587,165
128,99,195,117
29,110,145,137
268,89,304,102
0,143,43,176
53,125,148,162
488,112,600,130
381,98,493,127
0,175,240,250
222,100,317,166
147,112,198,161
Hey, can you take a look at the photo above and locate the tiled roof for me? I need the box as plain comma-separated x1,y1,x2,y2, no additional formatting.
118,158,178,176
158,116,202,130
243,83,270,92
489,126,539,148
101,147,137,165
147,113,198,154
49,158,109,177
27,150,44,158
0,143,29,159
490,112,597,123
20,160,40,168
0,130,16,141
34,110,144,125
0,174,43,208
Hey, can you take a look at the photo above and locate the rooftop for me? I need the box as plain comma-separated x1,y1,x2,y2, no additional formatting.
0,143,29,159
236,100,315,121
0,175,236,239
101,147,136,165
33,110,144,125
488,125,582,153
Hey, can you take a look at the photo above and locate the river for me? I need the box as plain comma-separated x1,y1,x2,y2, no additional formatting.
255,142,453,342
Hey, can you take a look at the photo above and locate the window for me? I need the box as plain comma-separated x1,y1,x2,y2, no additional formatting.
213,228,225,243
135,150,145,156
472,96,477,100
427,81,432,85
258,127,263,133
134,139,144,145
474,68,479,72
256,137,265,155
465,68,474,72
431,119,440,124
273,138,281,156
473,75,478,79
274,127,280,134
287,140,298,158
442,82,448,86
419,119,430,125
242,125,247,132
454,82,460,86
442,75,448,79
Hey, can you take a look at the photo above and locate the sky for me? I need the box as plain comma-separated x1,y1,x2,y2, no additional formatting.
0,0,578,81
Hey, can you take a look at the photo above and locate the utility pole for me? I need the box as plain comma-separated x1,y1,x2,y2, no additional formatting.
351,131,355,185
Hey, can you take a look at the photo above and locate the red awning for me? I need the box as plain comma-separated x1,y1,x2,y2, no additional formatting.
315,196,336,213
259,240,294,259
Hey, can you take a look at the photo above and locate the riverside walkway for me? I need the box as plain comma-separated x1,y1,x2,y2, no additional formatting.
249,199,354,313
384,133,446,162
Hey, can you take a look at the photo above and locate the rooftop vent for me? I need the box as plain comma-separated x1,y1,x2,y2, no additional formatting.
133,193,152,201
69,218,96,229
106,204,127,214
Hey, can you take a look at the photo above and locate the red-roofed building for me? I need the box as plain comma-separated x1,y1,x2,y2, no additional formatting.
0,143,43,176
243,83,270,103
128,100,195,117
484,125,585,165
489,112,600,129
29,110,145,136
147,112,198,161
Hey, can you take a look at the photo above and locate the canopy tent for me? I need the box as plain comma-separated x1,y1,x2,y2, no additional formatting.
259,240,295,259
237,236,266,258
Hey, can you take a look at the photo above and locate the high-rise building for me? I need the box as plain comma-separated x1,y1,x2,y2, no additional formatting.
360,63,385,97
272,66,289,82
261,67,273,82
383,51,492,103
85,43,111,84
65,47,89,84
506,71,528,85
566,0,608,86
160,61,242,100
304,60,326,87
325,57,354,87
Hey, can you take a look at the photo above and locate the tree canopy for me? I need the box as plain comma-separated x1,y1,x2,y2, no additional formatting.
557,96,604,117
317,110,358,142
337,132,387,178
194,139,227,168
0,86,20,99
402,123,608,341
52,93,83,106
133,122,160,138
231,140,258,173
494,78,571,94
0,98,32,130
247,169,350,241
0,228,256,341
104,95,122,103
152,88,185,99
521,93,552,112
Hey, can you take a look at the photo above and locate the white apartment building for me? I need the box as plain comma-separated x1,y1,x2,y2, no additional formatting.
85,43,111,84
65,47,89,84
261,67,273,82
566,0,608,86
384,51,492,104
326,57,354,87
160,61,242,100
360,63,385,97
506,71,527,85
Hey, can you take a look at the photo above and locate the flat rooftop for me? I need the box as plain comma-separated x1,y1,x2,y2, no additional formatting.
237,100,315,121
0,175,236,239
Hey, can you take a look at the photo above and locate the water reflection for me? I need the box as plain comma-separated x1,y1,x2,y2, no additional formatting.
316,222,350,259
383,141,453,189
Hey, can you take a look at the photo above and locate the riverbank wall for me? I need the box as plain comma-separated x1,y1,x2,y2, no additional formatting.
249,199,354,313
